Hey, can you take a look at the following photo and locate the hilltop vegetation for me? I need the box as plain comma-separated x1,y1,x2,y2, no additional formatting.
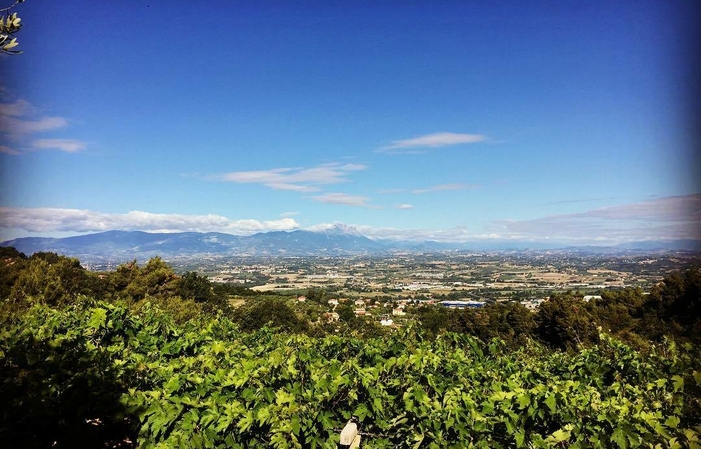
0,248,700,448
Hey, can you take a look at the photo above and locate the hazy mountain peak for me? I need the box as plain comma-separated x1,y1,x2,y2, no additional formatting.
320,223,363,237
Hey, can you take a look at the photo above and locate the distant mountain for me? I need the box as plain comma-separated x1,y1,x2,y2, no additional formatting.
241,229,384,255
318,223,365,238
2,230,699,261
0,228,385,260
0,230,244,259
614,239,701,251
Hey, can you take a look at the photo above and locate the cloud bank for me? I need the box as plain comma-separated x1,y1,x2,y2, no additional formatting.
487,194,701,243
305,222,473,242
0,208,300,236
1,195,698,244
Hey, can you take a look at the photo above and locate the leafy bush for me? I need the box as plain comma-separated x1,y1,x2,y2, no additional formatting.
1,300,699,448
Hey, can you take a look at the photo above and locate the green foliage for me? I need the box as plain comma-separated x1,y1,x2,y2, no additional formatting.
535,294,599,350
447,302,536,347
336,302,356,323
176,271,232,315
8,252,103,307
177,271,215,303
1,250,700,447
306,287,328,305
645,267,701,343
1,301,699,448
129,295,206,325
232,297,309,334
123,257,178,300
416,302,536,347
0,246,27,299
0,300,139,447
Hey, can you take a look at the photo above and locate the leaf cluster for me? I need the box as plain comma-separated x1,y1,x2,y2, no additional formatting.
1,300,700,448
0,0,25,54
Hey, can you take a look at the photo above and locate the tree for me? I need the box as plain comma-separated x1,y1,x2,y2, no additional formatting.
9,252,101,306
177,271,214,303
1,0,25,54
0,246,27,299
305,287,327,305
639,267,701,344
176,271,231,314
232,297,309,334
535,294,597,350
336,302,356,323
123,257,178,301
416,306,448,338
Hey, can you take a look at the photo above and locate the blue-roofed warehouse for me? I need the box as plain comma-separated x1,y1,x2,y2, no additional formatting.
438,300,485,309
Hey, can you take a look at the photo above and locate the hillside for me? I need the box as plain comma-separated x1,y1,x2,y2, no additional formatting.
3,229,700,261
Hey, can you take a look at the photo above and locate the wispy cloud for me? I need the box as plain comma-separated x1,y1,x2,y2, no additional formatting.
304,222,473,242
354,224,473,242
31,139,88,153
395,204,414,209
215,162,367,192
0,145,20,155
0,207,300,235
412,183,480,194
487,194,701,243
310,192,381,209
377,188,407,194
378,132,487,154
0,95,86,154
543,197,611,205
0,99,34,117
0,115,68,134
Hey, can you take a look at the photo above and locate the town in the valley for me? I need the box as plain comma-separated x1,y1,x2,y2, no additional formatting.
88,250,698,329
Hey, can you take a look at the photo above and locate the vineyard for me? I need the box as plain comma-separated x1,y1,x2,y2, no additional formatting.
2,298,700,448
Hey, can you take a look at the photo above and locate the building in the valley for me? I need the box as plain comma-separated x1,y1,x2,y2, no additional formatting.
438,300,485,309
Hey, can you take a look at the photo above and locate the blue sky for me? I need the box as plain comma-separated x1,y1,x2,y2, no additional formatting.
1,0,699,244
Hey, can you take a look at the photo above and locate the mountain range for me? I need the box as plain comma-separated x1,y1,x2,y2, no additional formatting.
2,226,700,261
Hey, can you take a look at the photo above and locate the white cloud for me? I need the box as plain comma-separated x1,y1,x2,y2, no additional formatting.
306,195,701,244
412,183,479,194
487,194,701,243
0,96,83,155
310,192,381,209
216,162,367,192
0,99,34,117
0,207,300,235
378,132,487,153
31,138,87,153
0,115,68,134
304,222,472,242
3,195,697,245
395,204,414,209
354,224,473,242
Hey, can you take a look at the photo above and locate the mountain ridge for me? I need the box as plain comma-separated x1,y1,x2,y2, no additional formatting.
2,230,700,261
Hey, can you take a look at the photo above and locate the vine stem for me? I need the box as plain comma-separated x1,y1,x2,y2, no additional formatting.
0,1,21,13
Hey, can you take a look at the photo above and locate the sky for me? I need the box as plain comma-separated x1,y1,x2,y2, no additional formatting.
1,0,700,245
